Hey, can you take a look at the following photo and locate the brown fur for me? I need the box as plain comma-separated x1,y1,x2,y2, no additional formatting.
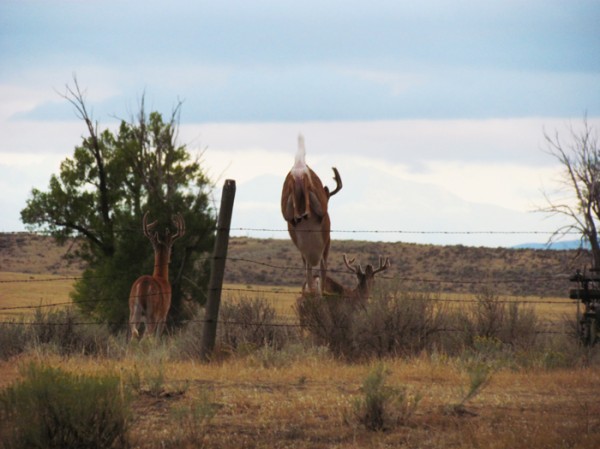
128,212,185,339
303,254,391,304
281,138,342,296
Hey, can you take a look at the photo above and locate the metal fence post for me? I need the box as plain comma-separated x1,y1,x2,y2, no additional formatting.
200,179,236,361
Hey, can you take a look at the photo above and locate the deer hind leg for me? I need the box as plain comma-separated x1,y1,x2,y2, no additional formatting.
319,233,330,296
319,258,327,296
129,299,143,340
155,319,166,338
283,176,304,224
301,173,312,220
143,301,157,338
302,256,319,296
308,190,325,219
129,281,146,340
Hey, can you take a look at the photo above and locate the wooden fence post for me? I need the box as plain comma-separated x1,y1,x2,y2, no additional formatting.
200,179,236,361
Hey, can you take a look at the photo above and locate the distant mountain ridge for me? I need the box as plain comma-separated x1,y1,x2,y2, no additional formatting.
512,239,587,250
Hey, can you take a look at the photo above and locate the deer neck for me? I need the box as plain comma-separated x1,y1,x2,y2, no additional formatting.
152,245,171,280
355,277,372,301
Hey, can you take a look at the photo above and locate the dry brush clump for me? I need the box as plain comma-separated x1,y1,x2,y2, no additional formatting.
295,284,583,366
217,296,298,351
175,297,300,360
297,286,449,360
0,363,131,449
350,363,421,431
0,308,122,361
449,289,540,354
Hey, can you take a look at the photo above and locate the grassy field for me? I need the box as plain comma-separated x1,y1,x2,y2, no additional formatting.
1,233,598,448
0,272,76,317
0,271,577,326
1,349,598,448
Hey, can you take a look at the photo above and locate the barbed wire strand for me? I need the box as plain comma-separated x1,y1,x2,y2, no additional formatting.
0,227,585,236
0,316,572,336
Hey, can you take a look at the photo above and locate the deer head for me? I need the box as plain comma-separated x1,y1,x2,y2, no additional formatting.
342,254,391,301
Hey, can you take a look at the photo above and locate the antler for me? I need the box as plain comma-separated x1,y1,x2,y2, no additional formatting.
343,253,364,275
162,213,186,246
344,254,390,276
168,213,186,243
142,211,160,244
373,256,391,275
142,212,185,246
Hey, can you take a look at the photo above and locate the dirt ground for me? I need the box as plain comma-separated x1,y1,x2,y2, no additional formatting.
2,353,599,449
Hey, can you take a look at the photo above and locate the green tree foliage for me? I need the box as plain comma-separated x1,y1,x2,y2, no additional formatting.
21,80,216,329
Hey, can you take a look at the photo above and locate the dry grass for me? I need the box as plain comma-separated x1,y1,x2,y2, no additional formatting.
0,272,74,316
1,233,596,446
1,351,598,448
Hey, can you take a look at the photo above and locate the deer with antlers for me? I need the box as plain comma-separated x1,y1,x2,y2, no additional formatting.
303,254,391,302
128,212,185,339
281,135,342,296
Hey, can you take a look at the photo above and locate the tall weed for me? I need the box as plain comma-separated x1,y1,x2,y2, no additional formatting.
351,363,420,431
0,363,130,449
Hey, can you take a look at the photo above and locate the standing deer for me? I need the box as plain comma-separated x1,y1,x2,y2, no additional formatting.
281,134,342,295
129,212,185,339
307,254,391,303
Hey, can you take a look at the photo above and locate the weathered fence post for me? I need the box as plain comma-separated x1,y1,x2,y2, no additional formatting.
200,179,236,361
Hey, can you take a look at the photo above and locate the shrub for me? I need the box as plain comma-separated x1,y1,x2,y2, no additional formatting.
30,308,120,357
296,293,356,358
352,363,420,431
0,363,130,449
456,290,539,350
217,297,296,352
0,320,29,360
352,290,448,358
171,305,207,360
297,288,448,360
447,359,494,416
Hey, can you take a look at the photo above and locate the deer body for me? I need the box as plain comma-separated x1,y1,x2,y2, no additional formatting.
129,213,185,339
305,254,391,303
281,135,342,295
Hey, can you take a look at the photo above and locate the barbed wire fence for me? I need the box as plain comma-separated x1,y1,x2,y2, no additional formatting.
0,234,582,336
0,180,588,345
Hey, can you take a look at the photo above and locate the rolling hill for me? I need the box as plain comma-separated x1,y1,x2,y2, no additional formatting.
0,232,590,298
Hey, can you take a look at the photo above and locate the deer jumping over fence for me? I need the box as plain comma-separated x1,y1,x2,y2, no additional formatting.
281,134,342,296
305,254,391,303
129,212,185,339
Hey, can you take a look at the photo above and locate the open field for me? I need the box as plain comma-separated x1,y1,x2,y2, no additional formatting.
0,272,76,317
1,232,598,448
0,270,578,327
1,350,599,448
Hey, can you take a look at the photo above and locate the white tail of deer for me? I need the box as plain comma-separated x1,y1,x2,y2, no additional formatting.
281,135,342,295
315,254,390,303
128,212,185,339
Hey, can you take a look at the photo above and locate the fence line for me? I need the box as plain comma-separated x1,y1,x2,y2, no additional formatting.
0,227,584,236
230,227,581,236
0,285,577,314
0,316,572,336
0,225,585,338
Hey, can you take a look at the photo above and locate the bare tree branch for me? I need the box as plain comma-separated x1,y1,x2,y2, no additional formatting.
540,117,600,267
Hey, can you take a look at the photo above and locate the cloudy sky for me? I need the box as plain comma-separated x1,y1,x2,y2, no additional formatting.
1,0,599,247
